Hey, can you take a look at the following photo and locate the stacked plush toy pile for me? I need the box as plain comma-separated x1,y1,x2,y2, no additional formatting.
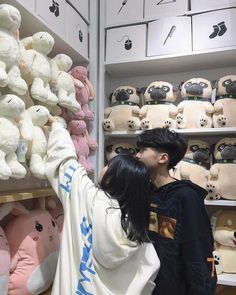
0,3,97,180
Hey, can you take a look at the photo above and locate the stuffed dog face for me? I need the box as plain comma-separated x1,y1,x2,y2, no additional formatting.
106,142,137,162
185,140,210,163
217,75,236,96
110,86,141,106
214,210,236,248
144,81,178,103
181,78,212,99
214,138,236,160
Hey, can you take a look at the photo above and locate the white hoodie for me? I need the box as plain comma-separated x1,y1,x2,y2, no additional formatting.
46,122,160,295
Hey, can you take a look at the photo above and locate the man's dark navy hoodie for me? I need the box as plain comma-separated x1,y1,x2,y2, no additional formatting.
149,180,217,295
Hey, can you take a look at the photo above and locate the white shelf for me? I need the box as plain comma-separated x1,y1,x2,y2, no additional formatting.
218,273,236,286
104,128,236,138
105,47,236,77
5,0,89,65
205,200,236,206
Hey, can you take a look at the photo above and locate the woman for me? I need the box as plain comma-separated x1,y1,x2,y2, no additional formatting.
46,119,160,295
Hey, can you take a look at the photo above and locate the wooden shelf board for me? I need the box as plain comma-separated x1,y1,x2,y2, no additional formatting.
105,47,236,77
4,0,89,65
104,128,236,138
218,273,236,286
0,188,55,204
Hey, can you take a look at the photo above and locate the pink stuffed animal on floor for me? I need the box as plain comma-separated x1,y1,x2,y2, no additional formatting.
68,120,97,173
70,66,95,121
5,199,60,295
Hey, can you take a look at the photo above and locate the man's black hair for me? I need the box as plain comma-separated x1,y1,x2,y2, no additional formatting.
136,128,188,170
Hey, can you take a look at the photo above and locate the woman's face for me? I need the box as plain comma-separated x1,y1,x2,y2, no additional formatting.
98,165,108,184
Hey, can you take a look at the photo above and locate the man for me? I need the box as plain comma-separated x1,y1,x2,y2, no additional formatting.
136,128,217,295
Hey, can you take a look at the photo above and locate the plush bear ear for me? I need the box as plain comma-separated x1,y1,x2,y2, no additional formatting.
140,87,147,94
136,88,142,95
19,109,34,141
173,85,179,93
211,80,218,89
0,202,29,220
21,36,33,49
178,81,185,91
108,92,113,103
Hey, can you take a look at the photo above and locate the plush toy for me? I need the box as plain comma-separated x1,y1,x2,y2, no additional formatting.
68,120,97,173
139,81,178,129
0,94,27,180
0,203,13,295
105,141,137,162
206,137,236,200
213,75,236,128
176,78,214,129
51,54,81,113
103,86,142,131
4,199,60,295
70,66,95,121
0,4,28,95
19,105,50,179
212,210,236,275
20,32,58,105
173,139,210,189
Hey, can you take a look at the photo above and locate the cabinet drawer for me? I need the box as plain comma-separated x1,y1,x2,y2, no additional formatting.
191,0,236,11
105,0,143,27
147,16,192,56
36,0,66,38
17,0,35,12
144,0,188,20
66,0,89,21
66,3,88,59
106,25,146,62
193,8,236,51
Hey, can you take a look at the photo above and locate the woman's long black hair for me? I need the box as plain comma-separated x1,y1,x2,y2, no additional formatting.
100,154,151,244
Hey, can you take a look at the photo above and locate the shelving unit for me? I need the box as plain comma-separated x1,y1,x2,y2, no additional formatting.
0,188,55,204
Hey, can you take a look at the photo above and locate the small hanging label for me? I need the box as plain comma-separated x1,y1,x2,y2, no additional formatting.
16,139,28,163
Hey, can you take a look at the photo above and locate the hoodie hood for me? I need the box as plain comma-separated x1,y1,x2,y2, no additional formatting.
153,180,208,200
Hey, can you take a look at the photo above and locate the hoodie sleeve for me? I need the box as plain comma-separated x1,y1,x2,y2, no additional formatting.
46,122,97,206
181,189,217,295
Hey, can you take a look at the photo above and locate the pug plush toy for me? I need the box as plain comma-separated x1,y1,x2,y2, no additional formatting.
102,86,141,131
206,137,236,200
213,75,236,128
105,141,137,162
139,81,178,130
177,78,214,129
212,210,236,275
173,139,210,189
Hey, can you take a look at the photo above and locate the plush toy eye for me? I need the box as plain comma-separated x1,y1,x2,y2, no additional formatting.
223,79,231,86
162,86,170,92
127,89,134,94
129,148,136,155
35,221,43,232
199,82,208,88
51,219,56,227
190,145,199,151
185,82,192,87
115,146,123,154
218,144,226,151
148,86,155,93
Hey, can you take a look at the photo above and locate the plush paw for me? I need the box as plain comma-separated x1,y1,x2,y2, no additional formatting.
176,114,186,129
213,251,223,274
127,119,140,131
102,120,114,131
206,183,217,194
199,118,208,127
217,115,227,127
141,119,150,130
164,119,174,129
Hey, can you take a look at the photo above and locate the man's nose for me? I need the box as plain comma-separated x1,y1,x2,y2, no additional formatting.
136,152,140,159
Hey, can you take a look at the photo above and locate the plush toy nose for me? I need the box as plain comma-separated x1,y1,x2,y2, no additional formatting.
234,231,236,238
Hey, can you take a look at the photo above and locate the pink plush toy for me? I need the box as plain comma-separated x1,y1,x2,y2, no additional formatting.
68,120,97,173
0,203,12,295
5,199,60,295
70,66,95,121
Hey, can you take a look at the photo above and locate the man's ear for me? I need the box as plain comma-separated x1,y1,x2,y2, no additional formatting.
158,153,169,166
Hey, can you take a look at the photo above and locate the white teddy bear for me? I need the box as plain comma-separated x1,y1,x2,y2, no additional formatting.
0,4,28,95
21,32,58,105
0,94,27,180
19,105,50,179
51,54,81,113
